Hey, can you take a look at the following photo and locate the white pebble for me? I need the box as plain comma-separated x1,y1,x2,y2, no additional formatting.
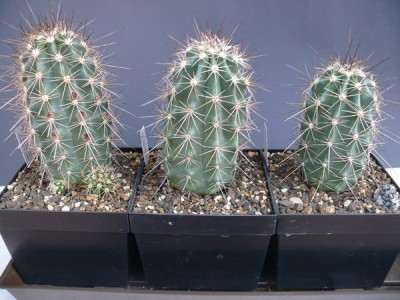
289,197,303,205
214,195,222,201
47,205,54,211
255,211,262,215
62,206,70,212
160,195,166,200
343,200,352,208
74,202,81,208
281,188,288,193
59,202,65,207
123,186,130,191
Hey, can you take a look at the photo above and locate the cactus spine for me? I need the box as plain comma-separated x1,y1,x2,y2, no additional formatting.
159,29,256,194
10,19,117,187
298,58,380,192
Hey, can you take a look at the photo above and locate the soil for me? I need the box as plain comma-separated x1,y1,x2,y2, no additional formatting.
133,150,273,215
0,150,142,212
268,150,400,214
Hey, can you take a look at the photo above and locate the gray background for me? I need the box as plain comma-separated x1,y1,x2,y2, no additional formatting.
0,0,399,184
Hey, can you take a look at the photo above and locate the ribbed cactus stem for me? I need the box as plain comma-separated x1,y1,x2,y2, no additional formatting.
159,30,256,194
298,59,380,192
12,21,117,187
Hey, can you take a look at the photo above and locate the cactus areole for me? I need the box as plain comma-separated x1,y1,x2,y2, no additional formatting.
160,30,256,194
298,59,380,192
15,22,116,187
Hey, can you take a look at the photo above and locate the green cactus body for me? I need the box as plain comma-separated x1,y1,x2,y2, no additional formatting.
160,32,254,194
298,60,379,192
19,25,114,185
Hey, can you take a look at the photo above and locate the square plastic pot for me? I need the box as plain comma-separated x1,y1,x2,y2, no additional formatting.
129,150,277,290
0,148,141,288
270,150,400,290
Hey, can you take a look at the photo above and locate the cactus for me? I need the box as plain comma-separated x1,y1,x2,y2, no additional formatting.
83,165,123,197
158,28,256,194
6,17,117,188
298,58,380,192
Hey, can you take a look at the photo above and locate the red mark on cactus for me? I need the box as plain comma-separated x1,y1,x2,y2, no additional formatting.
78,111,86,119
47,112,54,118
50,131,59,139
102,112,110,120
82,133,90,141
70,92,78,100
96,93,103,101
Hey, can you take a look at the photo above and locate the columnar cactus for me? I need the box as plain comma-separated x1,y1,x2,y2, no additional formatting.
158,29,256,194
298,58,380,192
8,19,117,187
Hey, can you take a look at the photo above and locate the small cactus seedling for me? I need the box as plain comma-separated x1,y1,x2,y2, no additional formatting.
155,25,257,194
83,165,123,197
1,7,120,189
296,57,381,192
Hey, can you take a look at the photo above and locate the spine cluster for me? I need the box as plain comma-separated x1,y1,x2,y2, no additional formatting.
158,30,256,194
298,59,380,192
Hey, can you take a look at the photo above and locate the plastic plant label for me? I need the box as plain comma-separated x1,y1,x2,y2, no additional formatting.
263,122,268,166
140,126,150,165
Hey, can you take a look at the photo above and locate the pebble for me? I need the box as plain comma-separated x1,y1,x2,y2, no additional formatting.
303,206,313,214
62,206,70,212
289,197,303,205
214,195,222,201
344,200,352,208
279,200,292,207
294,203,304,211
320,205,335,214
47,205,54,211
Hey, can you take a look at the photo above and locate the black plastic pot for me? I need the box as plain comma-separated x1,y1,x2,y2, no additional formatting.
270,150,400,290
129,150,277,290
0,148,142,288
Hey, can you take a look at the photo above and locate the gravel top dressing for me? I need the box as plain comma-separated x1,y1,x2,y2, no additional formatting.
0,151,142,213
134,150,273,215
268,151,400,215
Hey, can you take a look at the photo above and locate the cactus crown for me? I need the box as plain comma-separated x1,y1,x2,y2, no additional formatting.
297,57,381,192
1,11,120,189
156,27,257,195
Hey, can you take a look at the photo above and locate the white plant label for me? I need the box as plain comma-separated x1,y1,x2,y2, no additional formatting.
140,126,150,165
263,122,268,166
